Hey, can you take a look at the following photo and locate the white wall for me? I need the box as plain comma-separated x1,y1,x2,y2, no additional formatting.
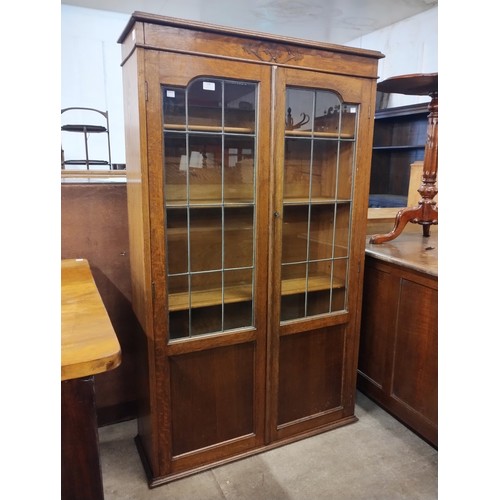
61,5,128,165
346,6,438,107
61,4,437,164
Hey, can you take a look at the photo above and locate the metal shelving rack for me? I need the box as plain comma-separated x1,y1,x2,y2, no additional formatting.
61,107,112,170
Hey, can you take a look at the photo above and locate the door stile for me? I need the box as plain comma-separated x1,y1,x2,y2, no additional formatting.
144,49,174,477
266,65,287,443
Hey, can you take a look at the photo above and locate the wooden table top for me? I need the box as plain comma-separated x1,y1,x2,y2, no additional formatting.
61,259,121,381
377,72,438,96
365,229,438,277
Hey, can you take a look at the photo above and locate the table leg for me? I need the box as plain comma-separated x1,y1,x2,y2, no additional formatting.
61,376,105,500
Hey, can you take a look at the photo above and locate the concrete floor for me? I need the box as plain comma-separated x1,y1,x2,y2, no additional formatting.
99,391,438,499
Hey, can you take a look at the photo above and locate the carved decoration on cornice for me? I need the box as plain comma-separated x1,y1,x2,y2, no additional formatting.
243,42,304,64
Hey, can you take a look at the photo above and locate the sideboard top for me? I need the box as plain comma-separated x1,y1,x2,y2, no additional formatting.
365,230,438,277
118,11,384,61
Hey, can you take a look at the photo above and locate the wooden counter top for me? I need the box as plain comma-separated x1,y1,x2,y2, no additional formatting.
61,258,121,381
365,229,438,277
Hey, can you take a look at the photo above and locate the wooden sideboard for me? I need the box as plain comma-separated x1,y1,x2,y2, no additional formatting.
357,228,437,447
61,258,122,500
61,178,138,425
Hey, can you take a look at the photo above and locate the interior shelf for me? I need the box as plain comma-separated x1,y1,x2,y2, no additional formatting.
373,145,426,150
168,274,344,311
285,130,354,139
166,199,255,208
283,197,351,205
164,124,255,134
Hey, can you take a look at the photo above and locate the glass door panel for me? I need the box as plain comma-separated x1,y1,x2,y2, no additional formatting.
224,136,255,203
164,133,188,204
285,88,313,134
224,81,257,132
280,263,307,322
280,86,358,322
281,205,308,264
331,258,348,312
308,205,334,261
336,142,354,201
188,134,223,204
163,87,186,129
189,208,222,272
163,77,258,341
333,204,351,259
283,138,311,201
224,207,254,269
188,79,223,130
313,90,341,134
166,208,188,275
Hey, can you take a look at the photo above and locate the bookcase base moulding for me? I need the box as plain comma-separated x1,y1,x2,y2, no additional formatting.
119,12,383,486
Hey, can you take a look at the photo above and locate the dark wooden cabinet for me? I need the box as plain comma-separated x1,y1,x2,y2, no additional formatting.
369,103,428,207
119,12,383,486
357,249,438,447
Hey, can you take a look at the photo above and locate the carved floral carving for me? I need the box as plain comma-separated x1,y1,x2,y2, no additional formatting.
243,42,303,64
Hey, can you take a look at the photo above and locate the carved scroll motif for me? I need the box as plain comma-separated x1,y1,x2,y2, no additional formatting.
243,42,304,64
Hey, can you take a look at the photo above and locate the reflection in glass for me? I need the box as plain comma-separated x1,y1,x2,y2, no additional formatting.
314,90,341,134
285,88,313,132
163,87,186,128
188,79,223,129
224,137,255,203
224,81,256,132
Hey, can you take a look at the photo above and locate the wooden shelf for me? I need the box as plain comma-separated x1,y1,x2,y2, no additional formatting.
285,130,354,139
282,274,344,295
166,199,255,208
168,283,253,311
164,124,255,134
373,145,426,150
166,225,253,236
168,274,344,311
283,197,351,205
61,170,126,179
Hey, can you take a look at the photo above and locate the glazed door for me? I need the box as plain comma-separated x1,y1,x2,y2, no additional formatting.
268,67,372,442
145,51,271,475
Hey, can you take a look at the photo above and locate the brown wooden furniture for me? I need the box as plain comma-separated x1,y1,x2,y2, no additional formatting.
119,12,383,486
370,73,438,244
369,103,428,208
61,258,122,500
357,230,437,447
61,179,138,425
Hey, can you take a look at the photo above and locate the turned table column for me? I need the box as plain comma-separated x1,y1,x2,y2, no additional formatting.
370,73,438,244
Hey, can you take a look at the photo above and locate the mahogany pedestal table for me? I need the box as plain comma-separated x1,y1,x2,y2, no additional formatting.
370,73,438,244
61,258,121,500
